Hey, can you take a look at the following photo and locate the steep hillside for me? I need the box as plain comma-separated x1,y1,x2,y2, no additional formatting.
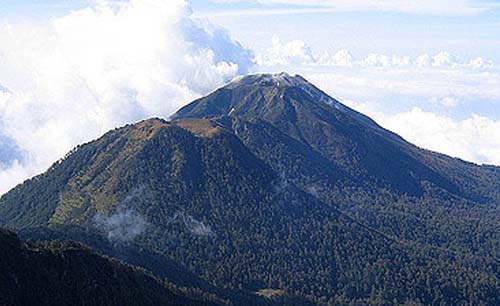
0,228,219,306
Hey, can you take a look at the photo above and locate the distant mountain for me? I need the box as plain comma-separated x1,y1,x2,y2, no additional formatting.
0,228,219,306
1,73,499,305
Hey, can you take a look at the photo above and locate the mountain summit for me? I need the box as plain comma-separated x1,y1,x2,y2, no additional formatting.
174,73,499,201
1,73,499,305
175,73,343,118
174,73,381,134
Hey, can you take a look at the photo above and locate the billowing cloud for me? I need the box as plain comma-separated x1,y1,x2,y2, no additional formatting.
255,35,315,66
344,101,500,166
416,54,432,67
257,37,496,70
468,57,494,69
432,51,453,67
362,54,392,67
319,49,353,67
391,55,412,67
0,0,254,194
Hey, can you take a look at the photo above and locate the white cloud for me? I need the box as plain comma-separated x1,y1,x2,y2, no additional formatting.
343,101,500,166
362,54,391,67
257,37,496,71
360,54,411,67
318,49,353,67
255,35,315,66
468,57,494,69
0,0,253,194
0,160,33,195
431,96,460,108
432,51,453,67
416,53,432,67
377,109,500,166
308,69,500,102
391,55,412,67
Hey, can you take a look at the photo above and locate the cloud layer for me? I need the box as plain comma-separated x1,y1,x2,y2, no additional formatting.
256,36,497,70
0,0,253,194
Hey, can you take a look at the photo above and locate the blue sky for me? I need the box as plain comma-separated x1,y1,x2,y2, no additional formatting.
190,1,500,59
2,1,500,59
0,0,89,20
0,0,500,193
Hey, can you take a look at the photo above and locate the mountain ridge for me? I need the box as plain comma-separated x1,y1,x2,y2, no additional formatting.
1,73,499,305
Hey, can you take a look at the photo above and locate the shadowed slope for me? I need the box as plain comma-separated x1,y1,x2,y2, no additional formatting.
0,228,219,306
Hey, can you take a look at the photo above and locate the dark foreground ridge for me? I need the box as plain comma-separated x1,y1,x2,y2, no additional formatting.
0,228,220,306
